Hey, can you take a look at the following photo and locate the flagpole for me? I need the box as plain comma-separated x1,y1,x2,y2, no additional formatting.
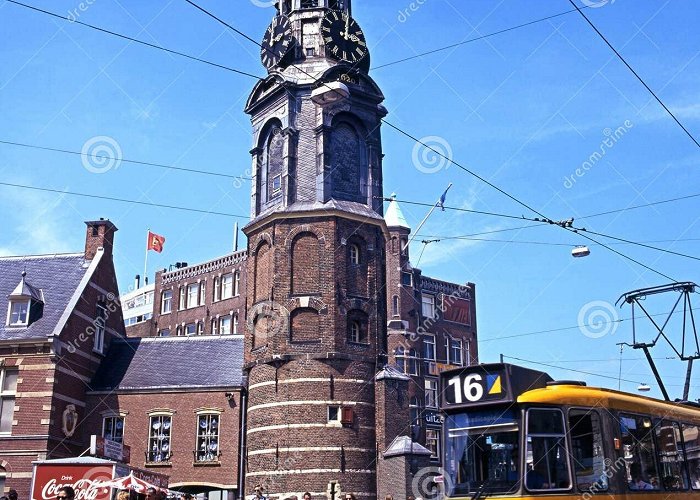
402,183,452,253
143,228,150,288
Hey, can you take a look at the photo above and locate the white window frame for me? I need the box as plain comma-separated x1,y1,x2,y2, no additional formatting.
102,415,125,443
199,281,206,306
195,411,221,462
213,277,221,302
234,271,241,297
349,244,360,265
422,294,436,319
185,323,196,336
426,428,441,459
450,338,463,366
219,315,232,335
221,273,234,300
178,286,186,310
349,320,361,343
232,313,239,335
94,304,107,354
187,283,200,309
425,378,438,408
7,299,30,326
147,413,173,463
0,367,18,434
161,290,172,314
423,334,436,361
327,405,341,424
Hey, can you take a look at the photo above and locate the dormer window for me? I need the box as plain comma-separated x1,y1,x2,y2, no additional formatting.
6,272,44,328
8,300,29,326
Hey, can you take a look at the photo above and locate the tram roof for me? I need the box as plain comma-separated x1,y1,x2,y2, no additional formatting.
518,383,700,423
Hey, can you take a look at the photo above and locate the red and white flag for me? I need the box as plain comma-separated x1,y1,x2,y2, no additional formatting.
147,231,165,253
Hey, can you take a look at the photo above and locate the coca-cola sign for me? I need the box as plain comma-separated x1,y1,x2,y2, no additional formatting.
32,465,113,500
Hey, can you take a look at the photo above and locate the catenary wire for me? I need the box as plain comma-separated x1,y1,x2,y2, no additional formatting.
0,139,252,180
502,355,644,384
567,0,700,149
5,0,263,80
372,5,590,70
183,0,681,283
0,181,250,219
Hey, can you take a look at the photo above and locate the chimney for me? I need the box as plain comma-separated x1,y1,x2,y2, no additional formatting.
134,274,141,290
84,219,118,260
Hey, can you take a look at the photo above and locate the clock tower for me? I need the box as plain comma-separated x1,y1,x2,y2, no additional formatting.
243,0,390,498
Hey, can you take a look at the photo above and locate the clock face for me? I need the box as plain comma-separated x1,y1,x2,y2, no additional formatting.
321,11,368,64
260,15,293,69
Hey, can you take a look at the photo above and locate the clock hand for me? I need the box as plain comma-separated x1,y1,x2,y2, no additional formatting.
344,13,350,40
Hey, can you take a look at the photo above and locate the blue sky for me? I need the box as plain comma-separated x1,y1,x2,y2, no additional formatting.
1,0,699,399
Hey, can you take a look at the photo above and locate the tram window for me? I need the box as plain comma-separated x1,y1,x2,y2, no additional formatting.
569,409,609,492
445,410,520,496
682,424,700,489
526,408,572,491
655,420,688,490
619,414,661,491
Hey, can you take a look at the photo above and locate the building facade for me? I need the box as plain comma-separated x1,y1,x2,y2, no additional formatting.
384,196,478,462
0,220,125,495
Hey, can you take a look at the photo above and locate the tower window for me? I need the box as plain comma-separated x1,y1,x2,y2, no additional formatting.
349,321,361,343
271,175,282,193
306,47,315,57
300,0,318,7
347,311,368,344
349,244,360,265
328,405,340,423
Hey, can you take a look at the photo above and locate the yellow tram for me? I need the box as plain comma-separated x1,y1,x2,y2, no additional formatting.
439,363,700,499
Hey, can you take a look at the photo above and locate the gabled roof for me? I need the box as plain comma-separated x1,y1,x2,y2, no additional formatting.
375,364,411,381
0,253,91,341
384,193,410,229
90,336,245,391
384,435,433,457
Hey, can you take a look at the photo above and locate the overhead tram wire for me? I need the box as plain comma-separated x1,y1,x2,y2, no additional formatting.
372,5,590,70
578,192,700,220
567,0,700,150
501,355,645,385
5,0,263,80
0,181,250,219
0,139,252,180
480,308,684,343
132,1,681,282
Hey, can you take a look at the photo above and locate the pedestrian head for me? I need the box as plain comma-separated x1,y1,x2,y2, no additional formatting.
117,490,130,500
303,493,311,500
344,494,356,500
8,490,18,500
57,487,75,500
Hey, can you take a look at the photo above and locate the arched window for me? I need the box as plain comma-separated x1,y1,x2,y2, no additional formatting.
290,308,320,343
292,233,321,294
330,119,365,201
349,244,360,265
254,241,272,303
347,310,368,344
257,122,284,210
392,295,399,316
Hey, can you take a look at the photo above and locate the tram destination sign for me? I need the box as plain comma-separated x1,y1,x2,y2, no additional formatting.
440,363,553,409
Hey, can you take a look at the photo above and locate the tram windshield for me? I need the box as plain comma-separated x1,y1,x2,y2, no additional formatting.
445,409,520,495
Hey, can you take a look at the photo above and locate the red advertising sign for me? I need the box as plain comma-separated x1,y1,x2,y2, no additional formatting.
32,465,114,500
442,297,472,325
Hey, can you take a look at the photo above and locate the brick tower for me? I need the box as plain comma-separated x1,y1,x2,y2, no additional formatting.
242,1,388,498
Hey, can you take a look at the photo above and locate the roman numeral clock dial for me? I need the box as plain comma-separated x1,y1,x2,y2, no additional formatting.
321,11,368,67
260,15,293,69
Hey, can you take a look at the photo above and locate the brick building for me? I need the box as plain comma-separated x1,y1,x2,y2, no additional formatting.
0,220,125,495
84,335,245,498
384,195,477,462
